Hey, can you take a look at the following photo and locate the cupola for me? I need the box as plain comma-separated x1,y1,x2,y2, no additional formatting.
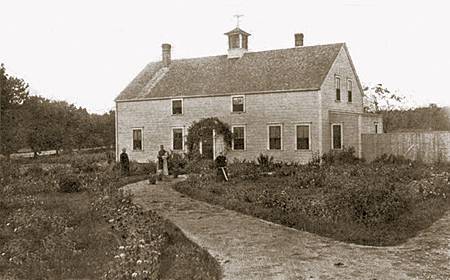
224,27,251,58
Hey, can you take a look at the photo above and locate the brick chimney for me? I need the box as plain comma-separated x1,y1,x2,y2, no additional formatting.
295,33,304,47
162,43,171,66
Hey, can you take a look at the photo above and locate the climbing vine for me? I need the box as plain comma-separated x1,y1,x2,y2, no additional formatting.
186,117,232,155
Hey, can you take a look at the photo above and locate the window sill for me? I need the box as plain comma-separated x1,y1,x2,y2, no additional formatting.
296,149,312,152
231,111,245,114
335,100,341,103
171,113,183,116
132,149,144,152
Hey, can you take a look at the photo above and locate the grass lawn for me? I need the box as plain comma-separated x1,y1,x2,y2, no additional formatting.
174,159,450,246
0,152,221,280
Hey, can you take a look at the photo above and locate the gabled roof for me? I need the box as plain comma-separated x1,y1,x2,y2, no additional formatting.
116,43,344,102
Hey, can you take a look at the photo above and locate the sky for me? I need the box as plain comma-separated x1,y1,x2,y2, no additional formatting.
1,0,449,113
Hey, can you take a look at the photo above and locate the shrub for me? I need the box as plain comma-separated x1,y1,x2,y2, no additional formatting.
227,160,261,180
71,157,99,173
322,146,360,165
373,154,413,165
59,173,82,193
256,153,274,168
168,152,188,176
24,164,46,177
185,159,214,175
149,174,157,184
129,161,157,176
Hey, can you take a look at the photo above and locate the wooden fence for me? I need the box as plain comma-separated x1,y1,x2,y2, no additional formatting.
361,131,450,163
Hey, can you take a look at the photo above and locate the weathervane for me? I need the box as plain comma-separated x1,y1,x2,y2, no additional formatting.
233,14,244,28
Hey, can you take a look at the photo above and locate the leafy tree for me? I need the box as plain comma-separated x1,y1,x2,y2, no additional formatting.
0,64,29,158
363,84,405,113
363,84,407,132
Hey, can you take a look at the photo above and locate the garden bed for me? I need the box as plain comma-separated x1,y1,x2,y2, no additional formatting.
174,158,450,246
0,152,221,279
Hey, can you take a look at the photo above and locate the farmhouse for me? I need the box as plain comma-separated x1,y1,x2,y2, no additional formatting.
115,26,382,163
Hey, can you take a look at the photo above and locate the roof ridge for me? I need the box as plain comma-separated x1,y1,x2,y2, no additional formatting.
166,42,345,63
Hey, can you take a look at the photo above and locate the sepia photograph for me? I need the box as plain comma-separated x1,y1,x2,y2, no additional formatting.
1,0,449,279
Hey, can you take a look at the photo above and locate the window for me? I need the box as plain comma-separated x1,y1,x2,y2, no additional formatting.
347,79,353,103
374,122,379,134
232,126,245,150
331,124,343,150
132,129,143,151
172,128,183,150
231,96,245,112
268,125,282,150
229,34,240,49
335,76,341,101
296,124,310,150
172,99,183,115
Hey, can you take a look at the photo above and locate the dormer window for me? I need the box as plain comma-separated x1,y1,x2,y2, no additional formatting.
172,99,183,115
231,95,245,112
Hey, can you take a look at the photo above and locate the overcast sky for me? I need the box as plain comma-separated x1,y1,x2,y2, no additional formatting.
1,0,449,113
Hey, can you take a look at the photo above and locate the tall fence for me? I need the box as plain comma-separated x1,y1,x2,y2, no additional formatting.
362,132,450,163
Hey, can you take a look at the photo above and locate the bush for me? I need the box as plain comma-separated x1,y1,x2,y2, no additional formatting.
149,174,157,184
71,157,99,173
59,173,82,193
228,160,261,180
168,152,188,176
129,161,157,176
256,153,274,169
346,185,411,226
185,159,214,175
24,164,46,177
322,146,360,164
373,153,413,165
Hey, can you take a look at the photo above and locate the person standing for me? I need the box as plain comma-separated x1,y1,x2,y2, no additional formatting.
157,145,167,172
120,148,130,176
215,152,228,181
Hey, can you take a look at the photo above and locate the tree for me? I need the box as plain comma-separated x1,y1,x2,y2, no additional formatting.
0,64,29,158
363,84,407,132
363,84,405,113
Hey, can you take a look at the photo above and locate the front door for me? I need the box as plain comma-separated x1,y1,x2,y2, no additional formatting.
201,132,214,159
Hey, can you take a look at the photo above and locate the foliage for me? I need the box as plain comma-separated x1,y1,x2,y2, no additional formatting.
373,153,413,165
380,104,450,133
0,64,29,157
1,152,221,279
186,117,232,155
256,153,274,168
129,161,157,176
363,83,405,113
321,146,360,165
185,159,215,175
168,152,188,177
175,160,450,246
59,173,82,193
0,63,115,158
148,174,157,184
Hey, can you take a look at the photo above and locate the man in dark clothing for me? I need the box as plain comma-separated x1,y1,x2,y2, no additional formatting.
215,152,228,181
157,145,167,171
120,148,130,176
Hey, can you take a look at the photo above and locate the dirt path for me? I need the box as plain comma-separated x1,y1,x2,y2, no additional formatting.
125,180,450,280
